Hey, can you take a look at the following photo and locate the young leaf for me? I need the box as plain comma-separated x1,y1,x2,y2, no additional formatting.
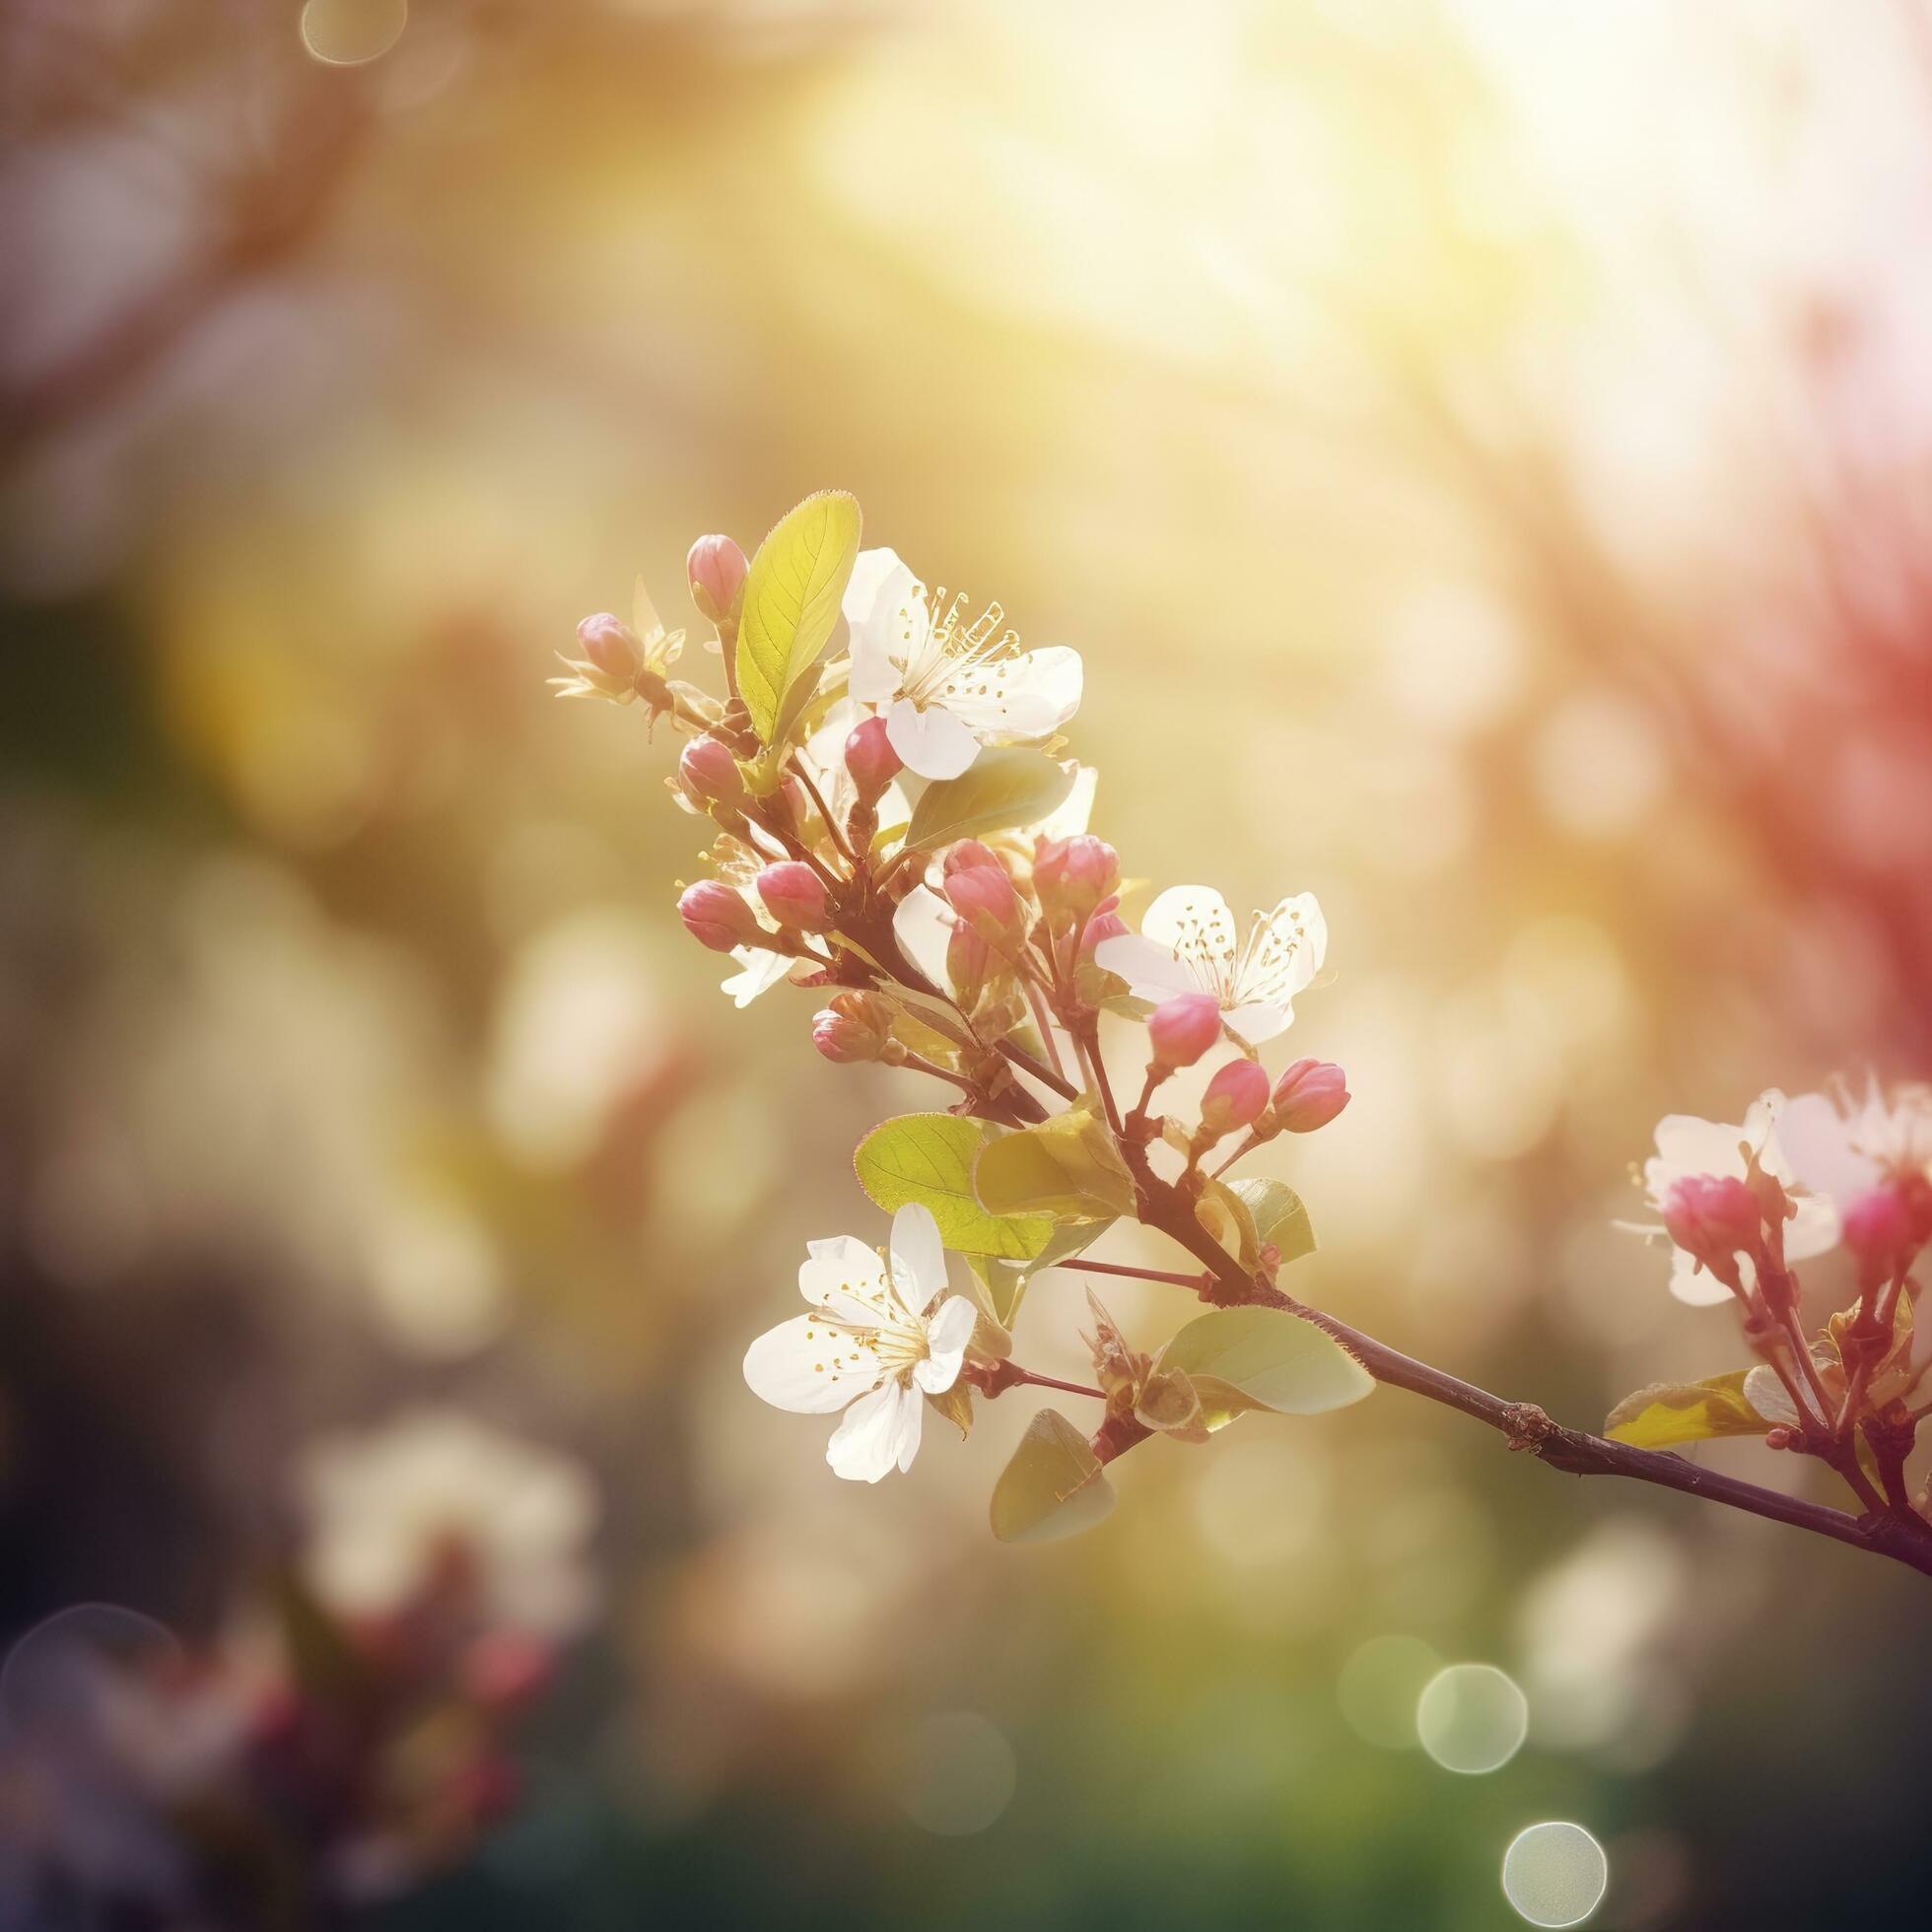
974,1099,1137,1223
1604,1369,1774,1449
735,491,862,743
905,747,1076,851
855,1114,1055,1260
1155,1306,1373,1428
966,1219,1114,1329
1195,1179,1262,1273
1229,1177,1316,1268
990,1409,1116,1544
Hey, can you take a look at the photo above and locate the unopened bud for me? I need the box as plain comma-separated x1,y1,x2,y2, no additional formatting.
1146,992,1222,1071
944,863,1021,936
844,715,902,802
577,613,644,682
686,533,748,624
1842,1185,1919,1286
942,840,1003,878
1034,835,1120,923
812,993,892,1064
678,880,763,953
757,861,829,932
679,733,743,803
1661,1174,1761,1283
1199,1058,1271,1137
1270,1058,1350,1133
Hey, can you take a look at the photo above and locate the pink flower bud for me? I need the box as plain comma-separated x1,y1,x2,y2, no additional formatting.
944,862,1021,934
1079,907,1128,958
757,861,829,932
679,733,742,803
678,880,763,953
942,840,1003,878
811,993,891,1064
1034,835,1120,922
844,715,902,801
686,533,748,623
577,613,644,681
1270,1058,1350,1133
1841,1185,1919,1285
1146,992,1222,1070
1200,1058,1271,1136
1661,1174,1761,1283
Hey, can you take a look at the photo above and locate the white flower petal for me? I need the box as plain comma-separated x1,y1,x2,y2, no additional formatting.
1141,885,1240,966
826,1379,922,1483
1233,893,1326,1008
1667,1247,1736,1306
938,646,1083,742
1091,932,1207,1002
1785,1194,1842,1263
722,947,794,1008
847,553,919,704
843,546,908,626
1650,1114,1749,1183
892,884,955,992
1777,1091,1883,1205
743,1313,872,1414
914,1295,978,1394
889,1203,947,1312
1221,1000,1291,1047
886,698,980,779
799,1235,892,1310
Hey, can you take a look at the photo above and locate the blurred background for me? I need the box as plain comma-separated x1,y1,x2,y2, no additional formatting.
4,1,1932,1925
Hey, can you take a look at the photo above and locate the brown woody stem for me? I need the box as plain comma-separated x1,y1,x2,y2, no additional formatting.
1118,1142,1932,1581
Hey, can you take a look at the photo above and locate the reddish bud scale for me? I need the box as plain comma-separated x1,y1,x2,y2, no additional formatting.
942,840,1004,878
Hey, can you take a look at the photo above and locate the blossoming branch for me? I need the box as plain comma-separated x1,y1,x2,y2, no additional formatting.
557,491,1932,1575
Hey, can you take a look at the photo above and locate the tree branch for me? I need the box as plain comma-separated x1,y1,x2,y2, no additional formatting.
1118,1148,1932,1581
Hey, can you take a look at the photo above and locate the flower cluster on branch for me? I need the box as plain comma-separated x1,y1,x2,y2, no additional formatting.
561,490,1932,1568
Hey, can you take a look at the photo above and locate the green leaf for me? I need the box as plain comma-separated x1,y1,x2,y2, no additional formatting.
735,491,862,743
990,1409,1116,1544
1230,1177,1316,1268
906,747,1076,852
1604,1370,1773,1449
1156,1307,1373,1430
966,1219,1113,1328
975,1098,1137,1223
855,1114,1055,1260
1195,1179,1261,1272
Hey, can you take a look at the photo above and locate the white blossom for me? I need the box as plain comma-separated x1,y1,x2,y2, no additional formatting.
842,548,1081,780
742,1204,977,1482
1095,884,1325,1045
298,1408,599,1634
1626,1090,1839,1306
